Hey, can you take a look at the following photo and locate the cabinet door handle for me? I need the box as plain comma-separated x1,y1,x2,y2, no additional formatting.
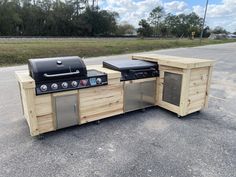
73,104,77,113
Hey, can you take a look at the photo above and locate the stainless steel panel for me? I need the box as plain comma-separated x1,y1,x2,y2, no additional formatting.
163,72,182,106
124,80,156,112
124,82,142,112
54,94,79,129
141,80,156,108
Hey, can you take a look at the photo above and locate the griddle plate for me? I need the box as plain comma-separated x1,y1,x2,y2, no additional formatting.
103,59,156,71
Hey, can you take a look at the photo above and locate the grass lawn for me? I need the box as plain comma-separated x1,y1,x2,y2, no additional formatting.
0,38,235,66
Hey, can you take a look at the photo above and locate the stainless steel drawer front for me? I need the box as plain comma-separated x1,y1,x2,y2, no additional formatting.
54,94,79,129
163,72,182,106
124,80,156,112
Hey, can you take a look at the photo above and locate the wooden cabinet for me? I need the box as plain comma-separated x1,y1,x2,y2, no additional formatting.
132,54,214,117
78,78,123,123
157,65,213,117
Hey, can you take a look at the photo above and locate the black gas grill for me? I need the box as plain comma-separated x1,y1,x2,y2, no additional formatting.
103,59,159,81
28,56,108,95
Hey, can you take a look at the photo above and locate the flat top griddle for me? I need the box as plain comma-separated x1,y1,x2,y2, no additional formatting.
103,59,156,71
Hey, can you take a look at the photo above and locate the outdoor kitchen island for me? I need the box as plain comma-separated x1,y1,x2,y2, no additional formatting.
15,55,214,136
133,54,214,118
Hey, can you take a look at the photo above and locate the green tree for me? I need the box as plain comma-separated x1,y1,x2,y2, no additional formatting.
116,22,135,35
163,12,202,38
148,6,164,37
137,19,152,37
212,26,228,34
0,0,22,35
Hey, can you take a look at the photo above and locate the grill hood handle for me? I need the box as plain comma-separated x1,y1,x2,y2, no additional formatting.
44,70,80,78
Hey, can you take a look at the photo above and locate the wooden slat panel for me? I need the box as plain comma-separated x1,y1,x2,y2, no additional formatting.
80,108,123,124
187,66,211,114
188,93,206,102
189,85,207,96
190,74,208,81
37,114,54,134
35,95,52,116
79,84,122,96
159,65,183,73
79,83,124,122
80,103,123,118
132,54,214,69
189,79,208,87
80,93,122,108
188,99,205,108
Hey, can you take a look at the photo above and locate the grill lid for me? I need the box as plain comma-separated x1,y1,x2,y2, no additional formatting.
103,59,157,71
28,56,87,82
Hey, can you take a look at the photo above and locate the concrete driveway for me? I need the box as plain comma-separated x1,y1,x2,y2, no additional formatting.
0,42,236,177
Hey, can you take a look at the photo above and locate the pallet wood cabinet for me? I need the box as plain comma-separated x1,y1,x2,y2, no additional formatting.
132,54,214,117
15,65,123,136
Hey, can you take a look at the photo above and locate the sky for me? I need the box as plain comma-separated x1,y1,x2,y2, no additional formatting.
99,0,236,32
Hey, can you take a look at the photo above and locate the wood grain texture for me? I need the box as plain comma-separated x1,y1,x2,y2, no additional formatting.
79,82,124,122
187,67,210,114
132,54,214,69
37,114,54,134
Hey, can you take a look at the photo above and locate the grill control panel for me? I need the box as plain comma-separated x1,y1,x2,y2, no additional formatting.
36,75,108,95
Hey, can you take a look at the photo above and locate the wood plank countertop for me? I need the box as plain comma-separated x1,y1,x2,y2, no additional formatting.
15,70,35,89
132,54,214,69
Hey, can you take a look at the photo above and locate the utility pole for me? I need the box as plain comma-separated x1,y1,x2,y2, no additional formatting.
200,0,209,44
92,0,95,10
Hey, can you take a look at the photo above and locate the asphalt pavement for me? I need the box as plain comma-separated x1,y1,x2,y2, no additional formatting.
0,42,236,177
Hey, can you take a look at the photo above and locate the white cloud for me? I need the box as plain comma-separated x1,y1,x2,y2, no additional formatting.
102,0,236,32
103,0,162,27
192,0,236,32
164,1,188,12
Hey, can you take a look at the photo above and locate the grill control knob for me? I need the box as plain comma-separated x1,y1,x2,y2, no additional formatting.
40,85,47,92
51,83,58,90
61,82,68,88
80,80,88,86
71,81,78,87
96,78,102,84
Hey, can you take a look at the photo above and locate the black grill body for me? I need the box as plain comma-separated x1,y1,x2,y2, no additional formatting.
28,56,87,82
28,56,107,95
103,59,159,81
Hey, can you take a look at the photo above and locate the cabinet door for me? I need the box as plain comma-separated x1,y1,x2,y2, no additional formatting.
124,82,142,112
54,94,79,129
141,80,156,108
162,72,182,106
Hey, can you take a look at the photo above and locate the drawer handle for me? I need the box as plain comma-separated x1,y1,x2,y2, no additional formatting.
73,104,77,113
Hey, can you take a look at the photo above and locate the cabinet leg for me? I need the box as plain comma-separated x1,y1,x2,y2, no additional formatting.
35,134,44,140
96,120,101,124
177,114,182,119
